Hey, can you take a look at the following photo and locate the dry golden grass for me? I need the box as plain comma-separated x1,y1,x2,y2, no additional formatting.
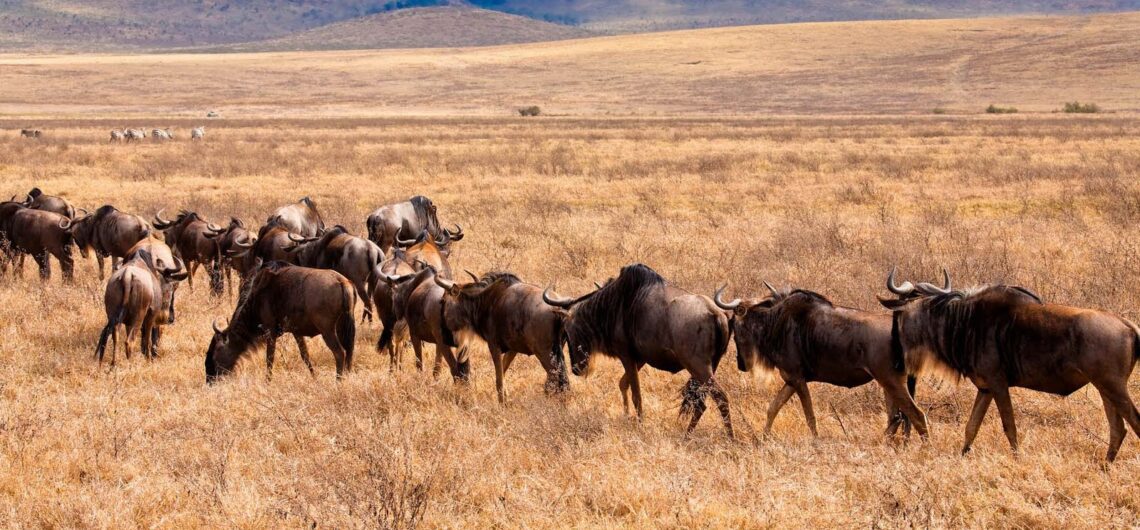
1,115,1140,527
3,12,1140,118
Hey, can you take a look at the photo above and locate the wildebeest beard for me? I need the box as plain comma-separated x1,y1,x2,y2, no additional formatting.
908,286,1043,384
567,264,666,356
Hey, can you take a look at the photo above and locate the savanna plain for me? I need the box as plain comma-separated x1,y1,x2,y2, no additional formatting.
4,13,1140,530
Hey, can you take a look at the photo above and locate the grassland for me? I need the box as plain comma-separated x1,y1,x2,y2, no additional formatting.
1,114,1140,527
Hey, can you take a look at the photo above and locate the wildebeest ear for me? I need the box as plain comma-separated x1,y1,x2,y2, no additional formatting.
877,295,910,310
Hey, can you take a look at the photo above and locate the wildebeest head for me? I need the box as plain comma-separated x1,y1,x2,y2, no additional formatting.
435,270,517,336
714,283,833,372
58,207,97,257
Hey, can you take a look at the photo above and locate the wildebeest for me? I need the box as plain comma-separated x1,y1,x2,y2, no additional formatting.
543,264,734,436
366,196,463,253
880,268,1140,461
437,271,569,403
713,284,927,437
24,188,75,219
0,200,75,281
371,233,456,367
284,225,382,320
190,126,205,140
152,128,173,141
205,261,357,382
153,209,225,295
208,217,255,294
62,205,152,280
382,266,463,378
20,129,41,139
109,130,126,143
266,197,325,238
125,129,147,142
96,248,188,365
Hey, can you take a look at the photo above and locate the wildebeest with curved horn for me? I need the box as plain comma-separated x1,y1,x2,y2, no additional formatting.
371,234,456,368
437,271,569,403
714,283,926,438
543,264,734,436
96,248,188,365
880,267,1140,461
366,196,463,254
382,265,464,379
62,205,151,280
154,209,226,295
266,196,325,238
0,199,76,281
24,188,75,219
229,223,300,294
283,225,382,321
206,261,357,382
208,217,256,295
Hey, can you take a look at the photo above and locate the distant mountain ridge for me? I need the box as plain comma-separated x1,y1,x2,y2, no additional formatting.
0,0,1137,51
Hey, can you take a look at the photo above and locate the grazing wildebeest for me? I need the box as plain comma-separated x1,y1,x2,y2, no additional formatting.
0,201,75,281
266,197,325,238
152,128,173,141
125,129,147,142
880,268,1140,461
20,129,41,139
190,126,205,140
63,205,151,280
366,196,463,253
382,266,463,378
208,218,255,294
153,209,225,295
205,261,357,382
95,249,188,365
284,225,382,320
713,284,927,437
543,264,734,436
109,130,126,143
436,271,569,403
24,188,75,219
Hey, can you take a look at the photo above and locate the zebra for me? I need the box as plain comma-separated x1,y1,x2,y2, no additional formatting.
152,128,173,141
109,129,126,143
125,129,147,143
20,129,42,138
190,126,205,141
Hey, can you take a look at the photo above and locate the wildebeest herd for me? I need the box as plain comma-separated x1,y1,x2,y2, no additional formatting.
1,189,1139,462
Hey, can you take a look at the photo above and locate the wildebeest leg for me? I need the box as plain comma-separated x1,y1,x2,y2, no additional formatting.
34,251,49,280
621,360,644,421
681,379,708,432
431,343,446,379
187,261,197,290
884,390,903,436
764,383,796,434
412,338,424,372
321,331,348,380
294,334,315,377
150,326,162,358
707,378,733,438
60,249,74,283
502,351,517,374
140,317,154,361
490,346,507,404
991,386,1018,453
1092,380,1140,454
961,389,993,454
879,376,928,438
1100,397,1126,462
265,335,277,381
619,372,631,416
95,253,106,281
792,381,818,437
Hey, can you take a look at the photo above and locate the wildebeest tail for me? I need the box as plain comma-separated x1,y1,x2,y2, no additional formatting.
1127,318,1140,363
96,279,130,360
890,312,905,373
712,313,730,370
549,313,569,391
338,284,356,368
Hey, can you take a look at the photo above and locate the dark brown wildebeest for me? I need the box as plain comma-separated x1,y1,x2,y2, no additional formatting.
205,261,357,382
20,129,41,139
0,200,75,281
265,197,325,238
96,249,188,365
436,271,569,403
393,230,457,279
880,268,1140,461
371,254,417,368
366,195,463,254
543,264,734,436
381,266,463,379
283,225,383,320
153,209,226,295
229,224,299,294
24,188,75,219
713,284,927,438
208,217,256,295
63,205,151,280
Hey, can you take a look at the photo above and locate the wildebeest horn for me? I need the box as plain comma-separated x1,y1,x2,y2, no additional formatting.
594,281,603,289
713,285,742,310
58,217,73,229
464,270,479,282
435,275,456,291
383,272,416,284
212,319,226,334
396,235,418,247
232,236,254,249
542,287,577,308
434,229,452,246
763,281,778,297
886,266,915,296
916,268,953,296
153,208,173,228
207,223,224,233
287,233,315,243
77,208,88,216
447,223,464,241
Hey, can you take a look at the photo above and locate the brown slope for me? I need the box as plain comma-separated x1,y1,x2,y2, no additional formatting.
218,6,594,51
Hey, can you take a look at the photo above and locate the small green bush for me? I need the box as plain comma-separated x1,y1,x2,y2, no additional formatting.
1062,101,1100,113
932,108,947,115
985,104,1018,114
518,106,542,117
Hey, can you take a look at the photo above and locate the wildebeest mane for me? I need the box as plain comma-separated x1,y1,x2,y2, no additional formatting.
570,263,665,353
751,289,836,377
409,195,440,232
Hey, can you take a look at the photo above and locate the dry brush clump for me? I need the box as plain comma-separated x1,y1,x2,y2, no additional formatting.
1,116,1140,527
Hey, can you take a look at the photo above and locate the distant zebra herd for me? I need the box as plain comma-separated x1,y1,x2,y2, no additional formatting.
108,127,205,143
